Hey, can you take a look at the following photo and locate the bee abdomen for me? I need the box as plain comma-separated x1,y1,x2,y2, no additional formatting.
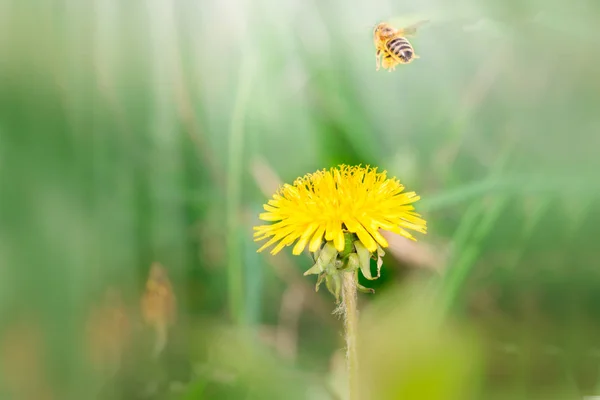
386,37,414,62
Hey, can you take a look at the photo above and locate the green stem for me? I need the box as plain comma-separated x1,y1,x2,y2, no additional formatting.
341,270,359,400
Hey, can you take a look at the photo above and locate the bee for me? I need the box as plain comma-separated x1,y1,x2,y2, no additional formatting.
373,21,428,71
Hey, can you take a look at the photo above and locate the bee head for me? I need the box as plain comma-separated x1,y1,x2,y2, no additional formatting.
374,22,397,42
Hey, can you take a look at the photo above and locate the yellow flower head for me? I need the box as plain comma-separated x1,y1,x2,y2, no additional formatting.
253,165,427,256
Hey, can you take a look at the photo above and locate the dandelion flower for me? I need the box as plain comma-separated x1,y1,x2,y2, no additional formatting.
254,164,426,254
254,165,427,298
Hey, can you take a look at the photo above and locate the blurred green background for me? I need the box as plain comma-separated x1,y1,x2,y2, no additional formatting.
1,1,599,399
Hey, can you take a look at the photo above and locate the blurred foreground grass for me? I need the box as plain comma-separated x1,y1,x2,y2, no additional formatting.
1,0,600,399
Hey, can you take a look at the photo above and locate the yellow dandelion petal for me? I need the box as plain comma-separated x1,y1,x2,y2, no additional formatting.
308,224,326,252
401,212,426,223
398,228,417,241
253,233,270,242
324,220,335,242
263,204,279,213
253,165,427,256
352,223,379,253
403,192,421,203
257,225,298,253
270,231,301,255
292,222,320,255
259,212,282,222
370,218,400,232
399,219,428,233
341,216,358,231
368,226,390,250
333,226,345,252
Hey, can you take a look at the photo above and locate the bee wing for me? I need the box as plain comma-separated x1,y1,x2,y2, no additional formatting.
398,19,430,36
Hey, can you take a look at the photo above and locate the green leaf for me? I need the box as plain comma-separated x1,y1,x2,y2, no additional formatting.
357,270,376,294
315,273,326,292
354,240,374,280
304,242,338,276
325,273,341,302
375,245,386,279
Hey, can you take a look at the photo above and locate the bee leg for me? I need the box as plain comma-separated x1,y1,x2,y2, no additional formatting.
376,50,381,71
382,54,396,71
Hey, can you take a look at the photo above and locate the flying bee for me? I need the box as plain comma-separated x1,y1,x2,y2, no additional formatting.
373,20,428,71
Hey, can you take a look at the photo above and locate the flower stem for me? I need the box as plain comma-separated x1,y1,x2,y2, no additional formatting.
341,271,359,400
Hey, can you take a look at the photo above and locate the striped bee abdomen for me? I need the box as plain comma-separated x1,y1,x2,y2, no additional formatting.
386,37,414,63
